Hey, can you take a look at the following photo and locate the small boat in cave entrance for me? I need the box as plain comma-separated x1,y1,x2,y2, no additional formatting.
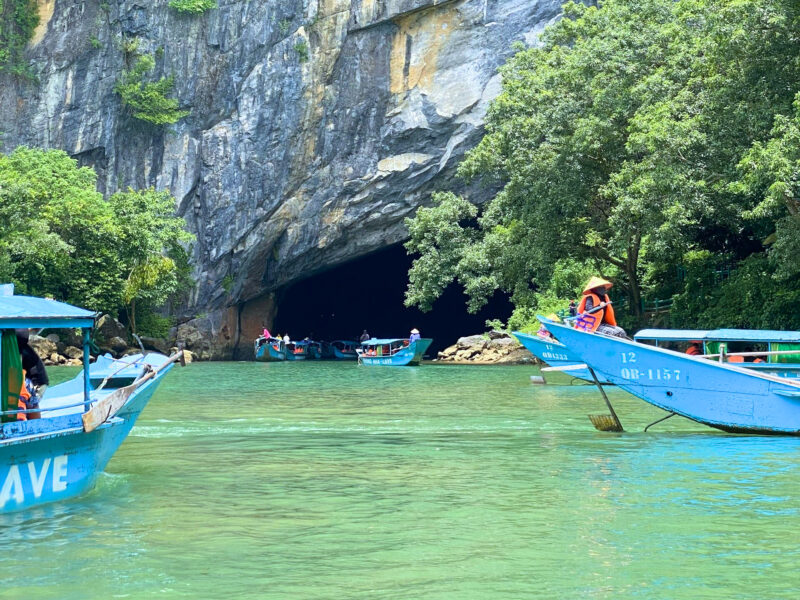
254,336,286,361
357,338,433,366
330,340,359,360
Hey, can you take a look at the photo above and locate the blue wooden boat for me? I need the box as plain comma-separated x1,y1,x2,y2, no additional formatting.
542,317,800,434
357,338,432,366
305,341,323,360
254,336,285,361
330,340,358,360
1,284,182,512
283,341,307,361
513,331,610,383
634,328,800,380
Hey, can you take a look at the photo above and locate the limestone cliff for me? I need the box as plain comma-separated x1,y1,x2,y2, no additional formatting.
1,0,563,358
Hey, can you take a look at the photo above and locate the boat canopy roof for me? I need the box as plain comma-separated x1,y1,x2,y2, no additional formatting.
0,284,96,329
360,338,407,345
634,328,800,343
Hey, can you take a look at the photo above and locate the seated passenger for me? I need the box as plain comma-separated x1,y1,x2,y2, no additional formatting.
16,329,46,419
575,277,627,338
686,342,702,356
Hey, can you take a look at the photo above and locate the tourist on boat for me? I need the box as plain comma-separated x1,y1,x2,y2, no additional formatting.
576,277,626,338
568,299,577,317
283,334,290,343
409,328,421,343
15,329,47,419
686,341,702,356
360,330,370,342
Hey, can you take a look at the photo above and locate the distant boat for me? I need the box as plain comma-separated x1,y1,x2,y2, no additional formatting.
543,318,800,435
357,338,432,366
283,341,307,361
254,336,285,361
0,284,182,512
330,340,358,360
305,341,323,360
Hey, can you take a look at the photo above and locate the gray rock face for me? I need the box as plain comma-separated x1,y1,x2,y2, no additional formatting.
1,0,563,358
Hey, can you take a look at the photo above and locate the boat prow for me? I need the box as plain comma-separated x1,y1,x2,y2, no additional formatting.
543,318,800,434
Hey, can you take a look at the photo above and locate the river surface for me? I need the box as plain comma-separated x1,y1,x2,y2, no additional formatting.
1,362,798,599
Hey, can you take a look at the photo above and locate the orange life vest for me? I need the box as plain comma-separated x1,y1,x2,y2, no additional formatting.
576,292,616,332
13,369,30,422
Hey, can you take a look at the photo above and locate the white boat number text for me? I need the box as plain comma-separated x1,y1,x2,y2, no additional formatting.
0,455,68,508
619,352,681,382
543,345,570,362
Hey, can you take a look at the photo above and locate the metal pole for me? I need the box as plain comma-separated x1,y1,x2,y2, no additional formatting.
82,328,91,412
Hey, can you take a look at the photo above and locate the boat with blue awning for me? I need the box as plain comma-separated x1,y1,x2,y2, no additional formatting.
0,284,182,512
633,328,800,380
357,337,432,366
254,336,286,361
541,317,800,435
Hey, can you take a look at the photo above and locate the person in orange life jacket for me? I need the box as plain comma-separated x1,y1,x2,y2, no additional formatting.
575,277,627,338
686,341,702,356
16,329,47,419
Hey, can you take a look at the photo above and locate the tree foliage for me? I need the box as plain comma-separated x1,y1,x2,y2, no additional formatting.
168,0,216,14
0,0,39,76
0,147,194,330
114,54,189,125
405,0,800,330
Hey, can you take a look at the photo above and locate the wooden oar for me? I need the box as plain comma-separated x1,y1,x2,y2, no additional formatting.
82,350,185,433
587,366,624,432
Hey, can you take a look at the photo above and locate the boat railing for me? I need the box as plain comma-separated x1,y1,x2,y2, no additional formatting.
0,398,94,418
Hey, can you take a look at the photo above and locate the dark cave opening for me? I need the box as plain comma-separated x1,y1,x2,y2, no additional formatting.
272,245,513,356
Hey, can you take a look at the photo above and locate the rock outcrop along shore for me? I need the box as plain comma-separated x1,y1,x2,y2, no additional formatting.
435,331,535,365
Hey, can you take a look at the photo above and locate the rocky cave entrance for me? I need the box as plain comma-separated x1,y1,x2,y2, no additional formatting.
272,245,513,356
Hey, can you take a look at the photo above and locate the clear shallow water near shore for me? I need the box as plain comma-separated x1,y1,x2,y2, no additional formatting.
1,362,799,599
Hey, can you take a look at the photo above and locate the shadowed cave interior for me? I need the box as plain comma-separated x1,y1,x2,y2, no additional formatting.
272,245,513,356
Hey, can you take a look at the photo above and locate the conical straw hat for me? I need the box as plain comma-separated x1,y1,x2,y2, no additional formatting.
582,276,613,294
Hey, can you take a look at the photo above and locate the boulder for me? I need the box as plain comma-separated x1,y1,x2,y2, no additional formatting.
488,337,517,351
140,336,169,354
45,333,60,344
62,346,83,360
95,314,128,344
488,330,510,340
59,329,84,348
108,336,129,354
183,350,194,364
29,335,58,360
457,335,486,350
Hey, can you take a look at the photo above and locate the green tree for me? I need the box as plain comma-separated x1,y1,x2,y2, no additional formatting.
0,148,194,329
109,187,194,332
114,54,189,125
405,0,800,328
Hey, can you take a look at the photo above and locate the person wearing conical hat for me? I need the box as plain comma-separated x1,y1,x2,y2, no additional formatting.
409,328,421,343
575,277,626,338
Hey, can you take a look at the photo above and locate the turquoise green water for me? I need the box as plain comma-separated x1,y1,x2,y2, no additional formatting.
1,362,799,599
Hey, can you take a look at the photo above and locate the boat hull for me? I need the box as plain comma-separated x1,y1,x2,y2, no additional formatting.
255,342,285,362
0,417,127,512
1,356,173,512
544,320,800,434
513,331,609,383
359,339,433,366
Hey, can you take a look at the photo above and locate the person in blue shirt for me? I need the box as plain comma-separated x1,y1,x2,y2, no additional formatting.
409,328,421,343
